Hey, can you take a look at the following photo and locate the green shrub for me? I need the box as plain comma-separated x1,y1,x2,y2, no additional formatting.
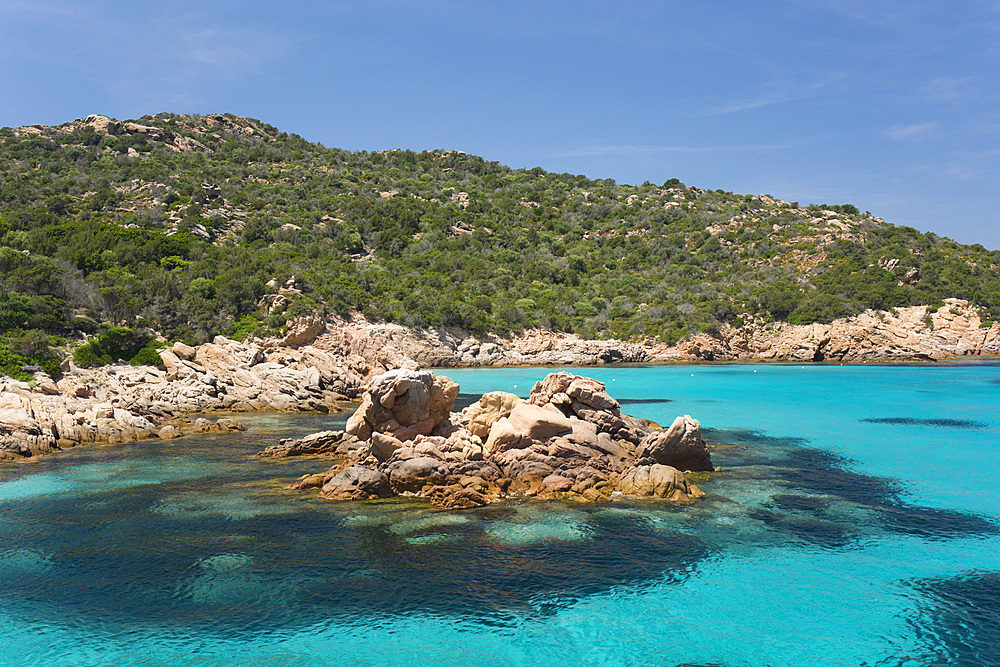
0,342,32,381
73,326,154,368
224,315,263,341
2,329,62,376
129,341,166,369
73,341,112,368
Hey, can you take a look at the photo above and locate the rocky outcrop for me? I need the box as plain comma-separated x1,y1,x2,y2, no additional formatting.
618,464,700,500
319,466,391,500
345,369,459,441
15,113,270,154
154,335,363,412
0,378,245,461
636,415,712,472
279,316,326,348
463,391,522,438
313,300,1000,374
314,317,651,371
1,333,364,461
7,297,993,463
270,371,711,507
649,299,1000,362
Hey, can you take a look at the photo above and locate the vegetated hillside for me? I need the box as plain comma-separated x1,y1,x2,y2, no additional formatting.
1,112,999,375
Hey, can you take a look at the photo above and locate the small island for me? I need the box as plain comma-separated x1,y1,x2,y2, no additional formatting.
261,369,713,508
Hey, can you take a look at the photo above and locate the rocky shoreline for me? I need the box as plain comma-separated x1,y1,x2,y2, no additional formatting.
0,329,365,460
2,298,998,461
346,298,1000,366
262,370,712,507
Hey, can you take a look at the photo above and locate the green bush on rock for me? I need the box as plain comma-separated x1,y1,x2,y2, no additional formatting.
73,326,157,368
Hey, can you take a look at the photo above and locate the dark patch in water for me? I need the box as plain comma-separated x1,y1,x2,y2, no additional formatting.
879,504,1000,540
746,508,854,548
772,444,999,541
618,398,673,405
704,427,1000,546
860,417,988,429
0,479,714,634
770,494,831,515
906,570,1000,665
453,393,483,411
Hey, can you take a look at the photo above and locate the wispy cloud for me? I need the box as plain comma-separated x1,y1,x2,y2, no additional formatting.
885,121,939,140
703,73,847,116
918,76,979,104
708,91,795,115
174,27,291,68
806,0,941,30
100,20,298,113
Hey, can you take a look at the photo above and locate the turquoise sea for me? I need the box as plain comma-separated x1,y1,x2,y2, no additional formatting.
1,363,999,666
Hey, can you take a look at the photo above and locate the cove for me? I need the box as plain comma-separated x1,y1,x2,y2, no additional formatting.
1,362,999,666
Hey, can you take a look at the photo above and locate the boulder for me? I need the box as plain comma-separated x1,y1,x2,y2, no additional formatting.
369,431,402,463
636,415,712,471
35,375,60,396
345,369,459,442
566,376,620,412
388,456,448,493
258,430,359,457
319,466,391,500
483,417,530,455
506,402,574,440
463,391,523,438
215,418,245,432
280,316,326,348
529,372,618,412
540,473,574,494
618,464,703,500
171,342,197,360
158,425,182,439
192,418,214,432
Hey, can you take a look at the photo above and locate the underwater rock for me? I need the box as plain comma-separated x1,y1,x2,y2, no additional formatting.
258,429,360,458
280,371,712,508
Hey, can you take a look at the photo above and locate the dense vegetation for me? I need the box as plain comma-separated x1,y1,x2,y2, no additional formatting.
1,112,998,372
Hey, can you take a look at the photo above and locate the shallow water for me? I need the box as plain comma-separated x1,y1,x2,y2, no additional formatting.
2,363,999,665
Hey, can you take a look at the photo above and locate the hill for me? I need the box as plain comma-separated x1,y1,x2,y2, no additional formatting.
2,112,999,375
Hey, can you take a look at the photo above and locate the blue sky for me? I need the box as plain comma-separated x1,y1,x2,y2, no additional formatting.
3,0,999,248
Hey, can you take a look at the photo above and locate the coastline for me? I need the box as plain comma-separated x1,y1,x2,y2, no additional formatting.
3,297,999,462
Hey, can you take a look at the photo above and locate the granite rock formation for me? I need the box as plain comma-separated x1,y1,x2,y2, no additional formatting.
270,370,711,507
1,332,364,461
320,300,1000,368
